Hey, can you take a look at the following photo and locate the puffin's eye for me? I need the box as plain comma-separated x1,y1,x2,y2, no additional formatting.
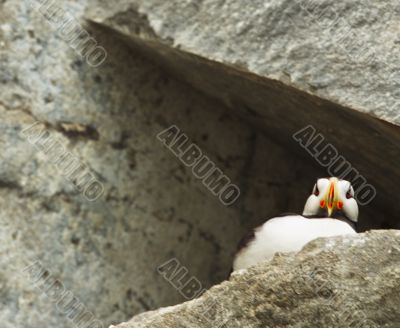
346,186,354,199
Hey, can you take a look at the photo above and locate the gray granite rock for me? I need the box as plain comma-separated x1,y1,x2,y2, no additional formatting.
2,1,400,327
112,230,400,328
0,1,331,327
85,0,400,230
88,0,400,126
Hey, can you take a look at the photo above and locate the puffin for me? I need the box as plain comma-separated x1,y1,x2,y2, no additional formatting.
233,177,358,271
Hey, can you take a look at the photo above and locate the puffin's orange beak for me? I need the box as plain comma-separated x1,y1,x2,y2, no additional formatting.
319,178,343,217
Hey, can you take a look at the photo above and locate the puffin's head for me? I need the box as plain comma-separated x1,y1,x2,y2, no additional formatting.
303,177,359,223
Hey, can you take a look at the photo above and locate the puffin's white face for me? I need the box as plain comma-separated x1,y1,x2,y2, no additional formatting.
303,177,359,222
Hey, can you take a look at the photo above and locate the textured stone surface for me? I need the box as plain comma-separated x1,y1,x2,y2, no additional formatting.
89,0,400,125
0,1,339,328
2,1,400,327
86,0,400,230
113,230,400,328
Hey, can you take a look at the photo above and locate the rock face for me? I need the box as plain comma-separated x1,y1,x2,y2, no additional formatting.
89,0,400,124
0,1,327,327
113,230,400,328
1,1,400,328
86,0,400,229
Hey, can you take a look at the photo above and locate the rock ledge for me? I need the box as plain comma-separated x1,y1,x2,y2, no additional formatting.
112,230,400,328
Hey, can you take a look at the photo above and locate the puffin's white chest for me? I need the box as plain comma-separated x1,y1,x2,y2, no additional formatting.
233,216,356,271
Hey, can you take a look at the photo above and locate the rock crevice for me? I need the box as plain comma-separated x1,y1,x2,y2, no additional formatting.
86,1,400,230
